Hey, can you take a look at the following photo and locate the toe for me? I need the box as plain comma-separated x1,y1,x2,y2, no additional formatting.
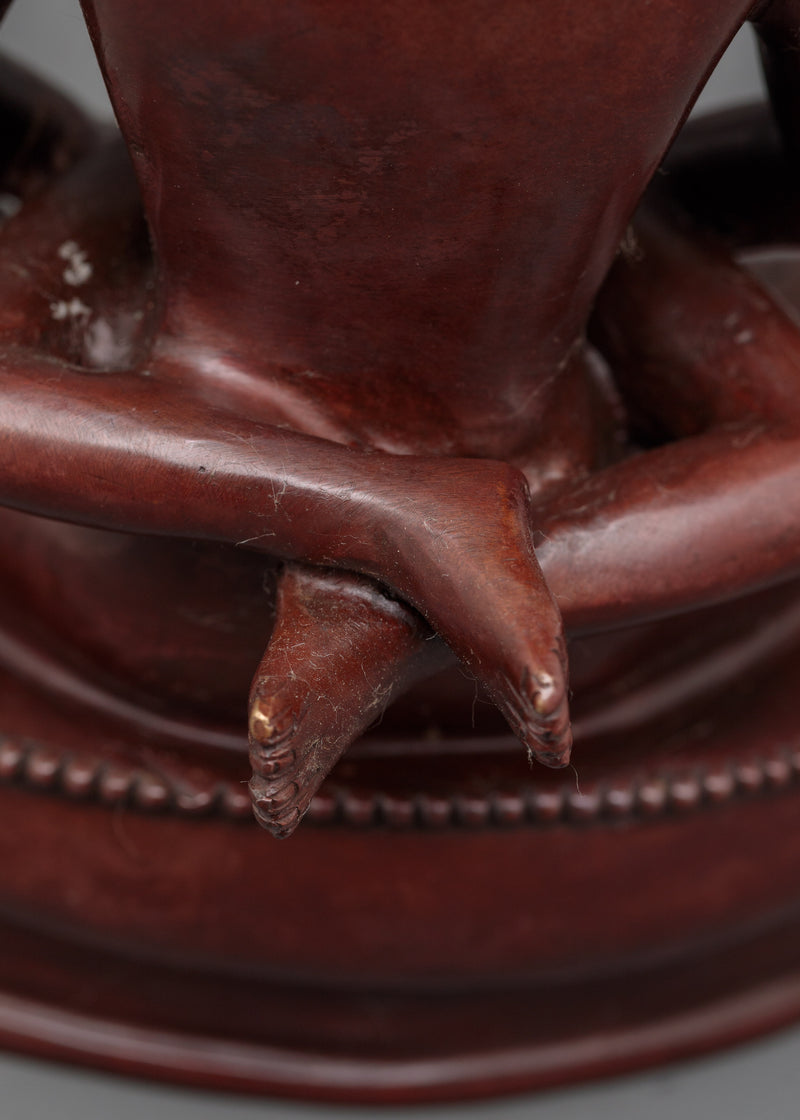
247,563,445,837
250,738,296,778
391,459,573,769
248,693,301,749
251,796,302,839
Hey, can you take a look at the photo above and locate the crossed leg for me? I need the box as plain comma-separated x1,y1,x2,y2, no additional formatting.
248,544,571,837
1,349,573,804
247,566,450,837
0,109,572,831
247,180,800,834
10,15,800,836
12,129,798,841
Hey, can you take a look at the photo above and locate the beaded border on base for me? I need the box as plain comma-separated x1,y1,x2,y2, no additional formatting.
0,733,798,829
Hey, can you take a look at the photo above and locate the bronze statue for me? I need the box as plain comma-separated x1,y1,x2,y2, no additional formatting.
2,0,800,1100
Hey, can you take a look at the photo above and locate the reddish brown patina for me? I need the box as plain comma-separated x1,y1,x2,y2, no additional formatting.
2,0,800,1100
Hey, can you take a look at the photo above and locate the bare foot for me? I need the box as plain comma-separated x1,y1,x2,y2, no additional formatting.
385,459,572,768
248,564,447,837
247,459,572,840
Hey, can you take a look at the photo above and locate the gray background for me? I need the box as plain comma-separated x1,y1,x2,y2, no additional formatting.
0,4,796,1117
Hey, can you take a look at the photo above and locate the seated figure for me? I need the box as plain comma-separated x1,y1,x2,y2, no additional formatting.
1,0,800,838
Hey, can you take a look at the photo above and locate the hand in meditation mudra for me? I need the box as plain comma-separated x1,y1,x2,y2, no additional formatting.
1,0,800,836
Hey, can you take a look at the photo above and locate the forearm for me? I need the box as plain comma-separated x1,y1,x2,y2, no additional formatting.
0,347,571,764
536,424,800,630
0,348,531,613
590,198,800,439
0,349,408,571
562,191,800,628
